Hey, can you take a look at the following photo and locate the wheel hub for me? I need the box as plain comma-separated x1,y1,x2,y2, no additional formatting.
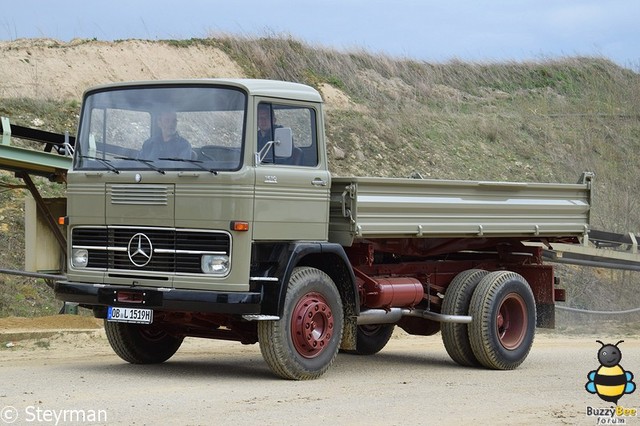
496,292,527,350
291,292,334,358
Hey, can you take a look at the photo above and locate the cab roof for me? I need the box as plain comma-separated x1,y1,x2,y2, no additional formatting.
83,79,323,103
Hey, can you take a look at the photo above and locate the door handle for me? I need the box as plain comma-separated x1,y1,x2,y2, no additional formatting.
311,178,327,187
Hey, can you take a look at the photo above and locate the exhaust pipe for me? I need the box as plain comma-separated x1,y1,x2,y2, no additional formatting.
356,308,472,325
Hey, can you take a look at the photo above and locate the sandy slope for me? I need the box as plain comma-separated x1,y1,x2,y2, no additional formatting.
0,39,245,100
0,38,353,113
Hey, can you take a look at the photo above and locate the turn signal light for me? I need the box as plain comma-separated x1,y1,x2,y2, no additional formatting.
230,221,249,232
58,216,68,225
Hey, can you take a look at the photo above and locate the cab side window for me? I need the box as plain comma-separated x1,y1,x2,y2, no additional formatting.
258,102,318,167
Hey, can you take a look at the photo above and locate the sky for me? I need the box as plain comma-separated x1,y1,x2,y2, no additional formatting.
1,0,639,70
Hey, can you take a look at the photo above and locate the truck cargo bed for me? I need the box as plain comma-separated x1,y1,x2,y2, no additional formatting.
329,174,592,246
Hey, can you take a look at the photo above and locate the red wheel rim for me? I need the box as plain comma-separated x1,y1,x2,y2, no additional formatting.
291,292,334,359
496,292,527,350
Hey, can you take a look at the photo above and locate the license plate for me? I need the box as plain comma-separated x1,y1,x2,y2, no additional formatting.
107,306,153,324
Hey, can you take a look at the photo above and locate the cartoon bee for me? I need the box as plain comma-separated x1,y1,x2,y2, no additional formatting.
585,340,636,404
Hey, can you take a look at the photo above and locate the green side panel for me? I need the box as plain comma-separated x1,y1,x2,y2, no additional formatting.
329,176,591,246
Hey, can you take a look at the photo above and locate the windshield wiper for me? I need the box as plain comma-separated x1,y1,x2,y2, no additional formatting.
114,156,165,174
158,157,218,175
79,155,120,174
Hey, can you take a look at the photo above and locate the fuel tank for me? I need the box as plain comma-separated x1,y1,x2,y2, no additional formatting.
362,277,424,309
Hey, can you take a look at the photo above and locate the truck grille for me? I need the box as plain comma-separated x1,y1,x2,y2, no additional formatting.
71,226,231,274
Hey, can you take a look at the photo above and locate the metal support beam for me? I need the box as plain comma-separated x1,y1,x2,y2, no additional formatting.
1,117,11,145
0,267,65,281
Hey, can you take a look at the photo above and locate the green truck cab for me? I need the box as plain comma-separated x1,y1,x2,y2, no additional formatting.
55,79,592,379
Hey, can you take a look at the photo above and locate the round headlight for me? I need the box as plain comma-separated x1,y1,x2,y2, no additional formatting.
72,249,89,268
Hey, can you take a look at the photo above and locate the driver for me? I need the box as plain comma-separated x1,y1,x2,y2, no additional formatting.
138,111,192,160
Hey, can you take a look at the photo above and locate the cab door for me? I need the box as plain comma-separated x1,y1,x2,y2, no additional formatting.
253,102,330,241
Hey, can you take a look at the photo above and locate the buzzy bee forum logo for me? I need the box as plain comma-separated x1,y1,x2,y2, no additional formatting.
585,340,638,423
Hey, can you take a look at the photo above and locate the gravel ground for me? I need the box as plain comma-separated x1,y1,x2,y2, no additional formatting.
1,317,638,425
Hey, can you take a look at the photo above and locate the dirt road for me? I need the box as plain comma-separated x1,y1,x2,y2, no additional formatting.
2,321,638,425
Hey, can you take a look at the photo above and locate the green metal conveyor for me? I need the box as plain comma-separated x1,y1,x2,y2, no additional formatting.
0,116,73,279
0,116,72,180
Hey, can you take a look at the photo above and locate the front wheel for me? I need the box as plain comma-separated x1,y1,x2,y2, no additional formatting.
468,271,536,370
258,267,344,380
104,321,184,364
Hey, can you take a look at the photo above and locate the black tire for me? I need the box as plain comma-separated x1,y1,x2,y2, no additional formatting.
441,269,488,367
258,267,344,380
468,271,536,370
348,324,395,355
104,321,184,364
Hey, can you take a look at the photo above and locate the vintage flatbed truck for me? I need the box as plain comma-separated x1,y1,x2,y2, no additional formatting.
46,79,595,380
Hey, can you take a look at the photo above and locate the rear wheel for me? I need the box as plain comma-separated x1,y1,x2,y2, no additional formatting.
104,321,183,364
468,271,536,370
441,269,488,367
258,267,344,380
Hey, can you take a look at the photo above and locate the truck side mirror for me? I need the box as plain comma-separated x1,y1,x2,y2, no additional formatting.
257,127,293,164
273,127,293,158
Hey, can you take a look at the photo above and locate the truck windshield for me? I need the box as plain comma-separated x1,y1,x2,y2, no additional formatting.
73,85,246,172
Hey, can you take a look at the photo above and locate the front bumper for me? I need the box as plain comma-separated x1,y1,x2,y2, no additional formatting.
54,281,262,315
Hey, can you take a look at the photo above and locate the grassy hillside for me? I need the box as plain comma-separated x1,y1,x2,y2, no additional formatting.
1,36,640,324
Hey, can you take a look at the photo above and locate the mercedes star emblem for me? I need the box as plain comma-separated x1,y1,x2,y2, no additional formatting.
127,233,153,267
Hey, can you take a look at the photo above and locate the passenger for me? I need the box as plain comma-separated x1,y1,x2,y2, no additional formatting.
139,111,192,160
257,104,279,153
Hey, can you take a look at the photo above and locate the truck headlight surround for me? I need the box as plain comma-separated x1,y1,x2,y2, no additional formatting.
201,254,230,275
71,249,89,268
